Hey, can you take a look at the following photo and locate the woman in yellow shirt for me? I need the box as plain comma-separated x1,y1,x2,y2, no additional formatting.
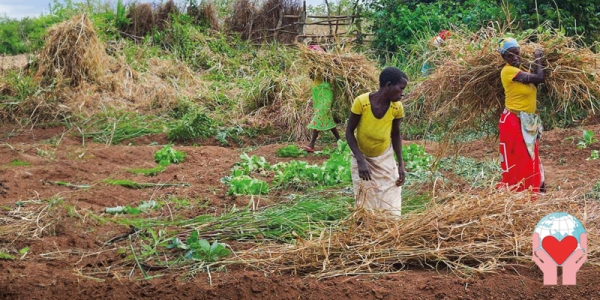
346,67,407,216
497,38,545,194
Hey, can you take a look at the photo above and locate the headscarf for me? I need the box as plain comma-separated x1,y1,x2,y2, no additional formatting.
498,38,520,55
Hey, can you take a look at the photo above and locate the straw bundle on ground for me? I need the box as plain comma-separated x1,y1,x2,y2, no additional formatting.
407,24,600,136
125,3,155,38
236,189,599,278
36,14,108,87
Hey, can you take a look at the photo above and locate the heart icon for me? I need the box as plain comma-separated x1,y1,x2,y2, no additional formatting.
541,235,578,265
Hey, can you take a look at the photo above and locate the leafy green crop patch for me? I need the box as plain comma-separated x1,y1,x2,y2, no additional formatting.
277,145,303,158
225,175,269,195
154,144,186,166
9,159,31,167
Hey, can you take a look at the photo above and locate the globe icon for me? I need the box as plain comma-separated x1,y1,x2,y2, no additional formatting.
534,212,586,249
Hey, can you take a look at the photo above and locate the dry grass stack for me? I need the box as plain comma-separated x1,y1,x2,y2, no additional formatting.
156,0,179,31
407,25,600,138
125,3,155,38
237,189,600,278
36,14,108,87
226,0,256,40
187,1,219,30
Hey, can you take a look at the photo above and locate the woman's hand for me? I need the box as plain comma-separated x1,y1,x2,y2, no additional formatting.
534,49,543,59
396,164,406,186
357,158,372,181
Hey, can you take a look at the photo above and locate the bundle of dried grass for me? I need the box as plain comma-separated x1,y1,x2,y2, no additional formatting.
156,0,179,31
237,189,599,278
36,14,108,87
125,3,155,38
407,24,600,137
299,44,379,123
187,1,219,30
225,0,257,40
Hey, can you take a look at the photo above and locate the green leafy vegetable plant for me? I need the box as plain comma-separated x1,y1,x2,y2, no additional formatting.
277,145,303,158
168,231,231,262
226,175,269,195
154,144,186,166
578,130,597,149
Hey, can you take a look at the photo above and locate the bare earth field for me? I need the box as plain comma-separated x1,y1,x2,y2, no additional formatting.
1,124,599,299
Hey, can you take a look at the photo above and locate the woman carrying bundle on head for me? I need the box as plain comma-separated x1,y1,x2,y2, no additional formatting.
304,44,341,153
497,37,546,194
346,67,407,216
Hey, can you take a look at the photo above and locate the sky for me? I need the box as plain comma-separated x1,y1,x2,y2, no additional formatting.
0,0,325,19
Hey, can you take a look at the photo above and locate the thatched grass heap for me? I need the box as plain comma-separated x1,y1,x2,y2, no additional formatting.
125,3,155,38
36,14,108,87
407,25,600,135
236,189,600,278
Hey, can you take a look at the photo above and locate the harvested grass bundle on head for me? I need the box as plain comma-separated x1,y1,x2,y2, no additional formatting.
238,189,600,278
406,24,600,140
36,14,108,87
125,3,155,38
299,44,378,124
246,44,379,140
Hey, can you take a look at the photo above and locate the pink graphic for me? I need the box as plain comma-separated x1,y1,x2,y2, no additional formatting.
532,212,587,285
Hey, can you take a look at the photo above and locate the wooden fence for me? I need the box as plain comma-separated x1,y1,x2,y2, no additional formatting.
249,0,371,44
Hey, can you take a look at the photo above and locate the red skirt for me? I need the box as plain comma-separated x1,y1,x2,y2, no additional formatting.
497,109,542,193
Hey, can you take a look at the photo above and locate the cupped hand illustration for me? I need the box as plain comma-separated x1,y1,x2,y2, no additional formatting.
532,232,557,285
562,233,587,285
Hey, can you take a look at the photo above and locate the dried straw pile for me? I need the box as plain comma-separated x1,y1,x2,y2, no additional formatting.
238,190,600,278
407,25,600,135
36,14,109,87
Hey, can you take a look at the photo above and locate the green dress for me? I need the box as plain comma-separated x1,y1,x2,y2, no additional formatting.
308,82,336,131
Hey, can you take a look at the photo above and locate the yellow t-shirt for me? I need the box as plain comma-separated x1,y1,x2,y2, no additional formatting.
501,64,537,113
351,93,404,157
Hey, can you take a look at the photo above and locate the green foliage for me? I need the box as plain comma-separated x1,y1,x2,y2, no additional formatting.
578,130,597,149
273,142,352,189
0,71,38,101
0,251,14,260
230,153,272,176
215,126,244,146
105,200,157,215
154,144,186,166
277,145,303,158
226,175,270,195
439,156,501,187
368,0,505,52
402,144,432,173
585,181,600,200
9,159,31,167
589,150,599,161
0,15,61,54
127,165,167,176
167,108,216,141
167,231,231,262
77,109,165,145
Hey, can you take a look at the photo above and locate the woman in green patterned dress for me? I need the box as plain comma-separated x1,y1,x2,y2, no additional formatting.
304,44,341,152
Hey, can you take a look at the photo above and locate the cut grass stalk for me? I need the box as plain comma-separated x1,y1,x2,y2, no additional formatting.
104,179,190,189
127,165,167,176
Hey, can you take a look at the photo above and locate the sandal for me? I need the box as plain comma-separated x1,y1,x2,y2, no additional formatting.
303,146,315,153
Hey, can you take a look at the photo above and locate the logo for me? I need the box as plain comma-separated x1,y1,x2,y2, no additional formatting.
532,212,587,285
